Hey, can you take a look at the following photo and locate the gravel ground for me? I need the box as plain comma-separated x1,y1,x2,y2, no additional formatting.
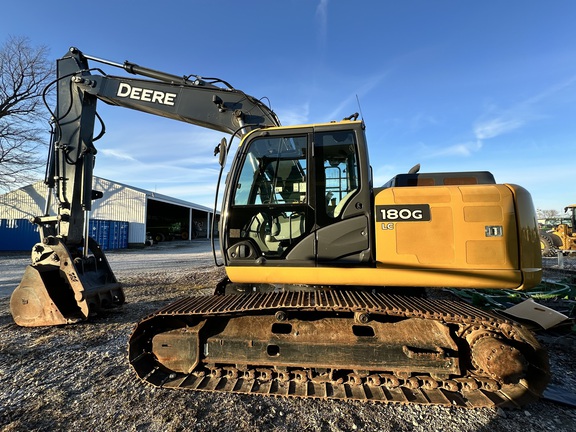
1,242,575,432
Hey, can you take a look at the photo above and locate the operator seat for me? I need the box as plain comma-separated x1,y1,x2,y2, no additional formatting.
333,189,357,218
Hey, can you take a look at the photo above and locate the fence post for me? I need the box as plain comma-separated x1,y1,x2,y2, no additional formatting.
557,250,565,269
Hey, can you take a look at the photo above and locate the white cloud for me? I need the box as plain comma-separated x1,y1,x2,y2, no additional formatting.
315,0,329,49
324,71,389,122
425,140,483,158
372,164,400,187
473,117,525,140
99,149,139,162
276,103,310,126
410,113,439,132
473,75,576,141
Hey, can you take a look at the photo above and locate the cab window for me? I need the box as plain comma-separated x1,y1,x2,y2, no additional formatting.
315,131,359,218
234,136,307,206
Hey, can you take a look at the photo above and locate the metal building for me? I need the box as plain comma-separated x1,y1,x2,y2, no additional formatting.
0,177,217,251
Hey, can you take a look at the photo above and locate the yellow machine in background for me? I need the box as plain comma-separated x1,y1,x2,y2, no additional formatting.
540,204,576,256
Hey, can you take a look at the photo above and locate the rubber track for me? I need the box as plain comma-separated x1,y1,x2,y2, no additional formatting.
129,290,549,408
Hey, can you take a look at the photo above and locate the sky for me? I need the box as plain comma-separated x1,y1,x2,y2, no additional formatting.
3,0,576,214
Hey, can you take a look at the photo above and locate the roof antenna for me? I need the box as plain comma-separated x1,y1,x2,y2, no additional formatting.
356,94,365,121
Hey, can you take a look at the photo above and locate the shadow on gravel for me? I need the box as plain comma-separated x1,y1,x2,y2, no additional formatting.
89,301,178,325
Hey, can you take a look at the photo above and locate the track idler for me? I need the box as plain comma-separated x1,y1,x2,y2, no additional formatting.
10,236,124,327
468,331,528,383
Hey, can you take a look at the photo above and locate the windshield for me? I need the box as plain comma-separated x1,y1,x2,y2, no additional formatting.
234,135,307,206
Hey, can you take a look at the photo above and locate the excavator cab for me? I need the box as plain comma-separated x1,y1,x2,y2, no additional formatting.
222,123,372,270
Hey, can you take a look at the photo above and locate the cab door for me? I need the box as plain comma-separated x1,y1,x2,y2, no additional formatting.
223,131,315,266
312,126,373,265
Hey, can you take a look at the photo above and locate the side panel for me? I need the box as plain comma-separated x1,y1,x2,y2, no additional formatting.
373,183,541,289
374,184,519,269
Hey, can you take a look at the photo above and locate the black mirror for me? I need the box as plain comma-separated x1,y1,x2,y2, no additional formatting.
214,137,228,167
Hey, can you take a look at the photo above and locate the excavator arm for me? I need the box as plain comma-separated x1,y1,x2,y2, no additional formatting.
10,47,279,326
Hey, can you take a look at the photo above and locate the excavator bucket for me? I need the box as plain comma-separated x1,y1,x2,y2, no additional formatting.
10,237,124,327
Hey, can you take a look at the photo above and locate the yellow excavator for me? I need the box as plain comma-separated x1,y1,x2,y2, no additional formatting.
540,205,576,256
10,48,548,408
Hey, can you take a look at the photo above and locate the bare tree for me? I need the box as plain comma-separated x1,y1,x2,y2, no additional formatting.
0,36,53,192
537,208,559,219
